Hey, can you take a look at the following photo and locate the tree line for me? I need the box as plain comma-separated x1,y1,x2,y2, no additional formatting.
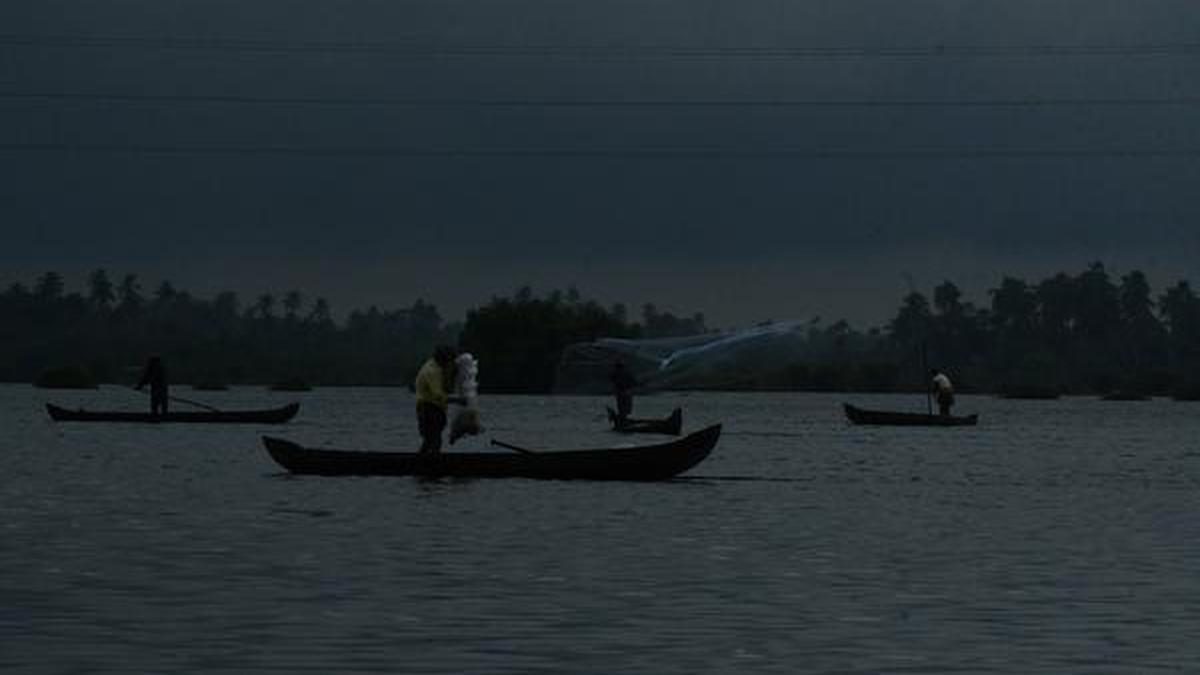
0,272,706,390
1,270,450,387
6,263,1200,395
884,263,1200,396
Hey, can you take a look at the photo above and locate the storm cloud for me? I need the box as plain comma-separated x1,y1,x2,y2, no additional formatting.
3,0,1198,325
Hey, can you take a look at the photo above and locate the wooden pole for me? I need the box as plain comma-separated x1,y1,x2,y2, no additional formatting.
128,385,221,412
490,439,536,455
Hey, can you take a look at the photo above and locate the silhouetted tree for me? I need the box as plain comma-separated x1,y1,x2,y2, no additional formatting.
307,297,332,326
35,272,64,301
253,294,276,321
1117,270,1166,383
640,302,708,338
283,291,303,321
2,265,1196,394
213,291,239,321
118,274,143,314
1160,281,1200,384
154,281,177,307
1075,263,1119,340
461,288,639,392
87,269,115,309
888,291,932,348
1035,273,1074,344
927,280,987,382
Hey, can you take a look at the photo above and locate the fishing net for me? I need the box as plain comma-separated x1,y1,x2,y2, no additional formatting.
449,353,483,444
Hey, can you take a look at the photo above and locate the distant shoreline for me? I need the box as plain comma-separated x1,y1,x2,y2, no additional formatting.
15,380,1182,400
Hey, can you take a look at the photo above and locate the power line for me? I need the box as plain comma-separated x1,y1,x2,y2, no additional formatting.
3,90,1200,108
3,34,1200,59
2,142,1199,160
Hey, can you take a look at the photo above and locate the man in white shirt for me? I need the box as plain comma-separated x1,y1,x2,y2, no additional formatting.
931,369,955,416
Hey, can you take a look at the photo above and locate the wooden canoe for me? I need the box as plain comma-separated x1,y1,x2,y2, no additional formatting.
46,402,300,424
843,403,978,427
606,407,683,435
262,424,722,480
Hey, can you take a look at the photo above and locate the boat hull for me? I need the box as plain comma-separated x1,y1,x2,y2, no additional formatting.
263,424,721,480
843,403,978,427
46,402,300,424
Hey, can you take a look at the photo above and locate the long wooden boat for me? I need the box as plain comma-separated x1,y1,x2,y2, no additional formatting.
843,403,978,427
46,402,300,424
606,407,683,435
262,424,722,480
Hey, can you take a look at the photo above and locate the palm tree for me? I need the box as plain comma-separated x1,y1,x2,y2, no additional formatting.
35,271,64,301
154,281,178,306
254,294,276,320
306,297,332,325
283,291,303,321
118,274,143,312
87,269,115,309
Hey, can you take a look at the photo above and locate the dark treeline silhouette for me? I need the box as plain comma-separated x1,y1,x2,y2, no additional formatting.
460,286,707,392
7,263,1200,395
1,270,452,386
883,262,1197,396
1,274,707,390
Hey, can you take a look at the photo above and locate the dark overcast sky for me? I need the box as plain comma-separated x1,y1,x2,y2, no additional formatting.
3,0,1199,327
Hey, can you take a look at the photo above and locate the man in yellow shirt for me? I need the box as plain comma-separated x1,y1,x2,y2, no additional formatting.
415,345,460,453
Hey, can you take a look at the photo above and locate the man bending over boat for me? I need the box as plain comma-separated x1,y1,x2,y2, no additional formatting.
931,369,955,416
136,355,169,416
414,345,465,453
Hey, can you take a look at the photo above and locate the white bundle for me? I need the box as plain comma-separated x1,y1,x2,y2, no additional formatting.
449,353,483,444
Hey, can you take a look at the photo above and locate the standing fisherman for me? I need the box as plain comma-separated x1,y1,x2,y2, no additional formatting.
414,345,463,453
610,361,637,421
136,355,169,416
930,368,956,416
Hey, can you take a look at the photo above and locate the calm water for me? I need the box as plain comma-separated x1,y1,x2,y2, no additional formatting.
3,384,1199,673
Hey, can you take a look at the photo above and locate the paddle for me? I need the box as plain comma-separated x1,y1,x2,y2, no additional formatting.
126,385,222,413
490,439,536,455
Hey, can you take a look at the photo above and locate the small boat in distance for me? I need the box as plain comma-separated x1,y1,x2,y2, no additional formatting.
606,407,683,435
843,403,978,427
46,402,300,424
262,424,722,480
